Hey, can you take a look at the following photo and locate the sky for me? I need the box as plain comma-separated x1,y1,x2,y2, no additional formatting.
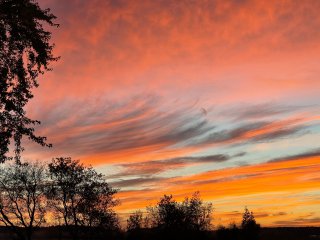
24,0,320,227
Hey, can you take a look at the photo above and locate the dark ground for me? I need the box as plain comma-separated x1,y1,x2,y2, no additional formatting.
0,227,319,240
260,227,320,240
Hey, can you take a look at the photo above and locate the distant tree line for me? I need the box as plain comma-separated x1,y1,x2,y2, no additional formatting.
0,158,260,240
216,207,260,240
126,193,260,240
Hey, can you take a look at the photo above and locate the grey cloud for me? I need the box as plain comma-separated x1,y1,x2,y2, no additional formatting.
111,153,233,178
194,173,261,185
268,148,320,163
222,103,308,120
29,96,215,157
28,96,312,165
111,177,164,188
253,126,308,142
272,212,287,216
191,120,307,146
274,217,320,225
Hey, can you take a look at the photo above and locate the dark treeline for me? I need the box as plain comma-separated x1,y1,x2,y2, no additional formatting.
0,158,261,240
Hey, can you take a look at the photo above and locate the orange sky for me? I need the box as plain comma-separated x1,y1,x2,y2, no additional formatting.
23,0,320,227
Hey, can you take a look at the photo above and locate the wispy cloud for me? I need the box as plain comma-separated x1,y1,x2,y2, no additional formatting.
190,117,311,147
111,177,165,188
26,95,316,166
220,103,308,120
274,217,320,226
268,148,320,163
112,153,234,178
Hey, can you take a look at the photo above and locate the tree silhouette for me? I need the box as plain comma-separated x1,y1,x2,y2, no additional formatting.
127,211,144,240
144,192,212,240
241,207,260,240
146,192,212,231
182,192,212,231
156,194,184,229
0,0,58,162
127,211,143,232
47,157,119,239
0,162,47,240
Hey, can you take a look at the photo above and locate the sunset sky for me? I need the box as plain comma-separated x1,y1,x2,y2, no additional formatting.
25,0,320,227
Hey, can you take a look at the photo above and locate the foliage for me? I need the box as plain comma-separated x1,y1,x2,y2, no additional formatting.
145,192,213,231
127,210,143,231
182,191,213,231
47,157,119,233
0,0,58,162
0,161,47,240
241,207,260,240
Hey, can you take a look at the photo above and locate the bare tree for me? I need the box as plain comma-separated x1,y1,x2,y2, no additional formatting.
0,162,47,240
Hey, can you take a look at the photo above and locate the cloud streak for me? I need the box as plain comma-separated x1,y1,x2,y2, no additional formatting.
26,95,317,165
111,153,235,178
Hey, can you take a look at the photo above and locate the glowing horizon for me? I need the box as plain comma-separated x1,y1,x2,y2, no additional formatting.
24,0,320,227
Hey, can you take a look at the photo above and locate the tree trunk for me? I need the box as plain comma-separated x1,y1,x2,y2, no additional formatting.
25,228,33,240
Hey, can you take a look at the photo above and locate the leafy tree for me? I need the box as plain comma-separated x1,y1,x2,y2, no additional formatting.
127,210,143,231
127,210,144,240
47,157,119,239
182,191,212,231
146,192,212,231
0,0,58,162
156,194,184,229
144,192,212,240
0,161,48,240
241,207,260,240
